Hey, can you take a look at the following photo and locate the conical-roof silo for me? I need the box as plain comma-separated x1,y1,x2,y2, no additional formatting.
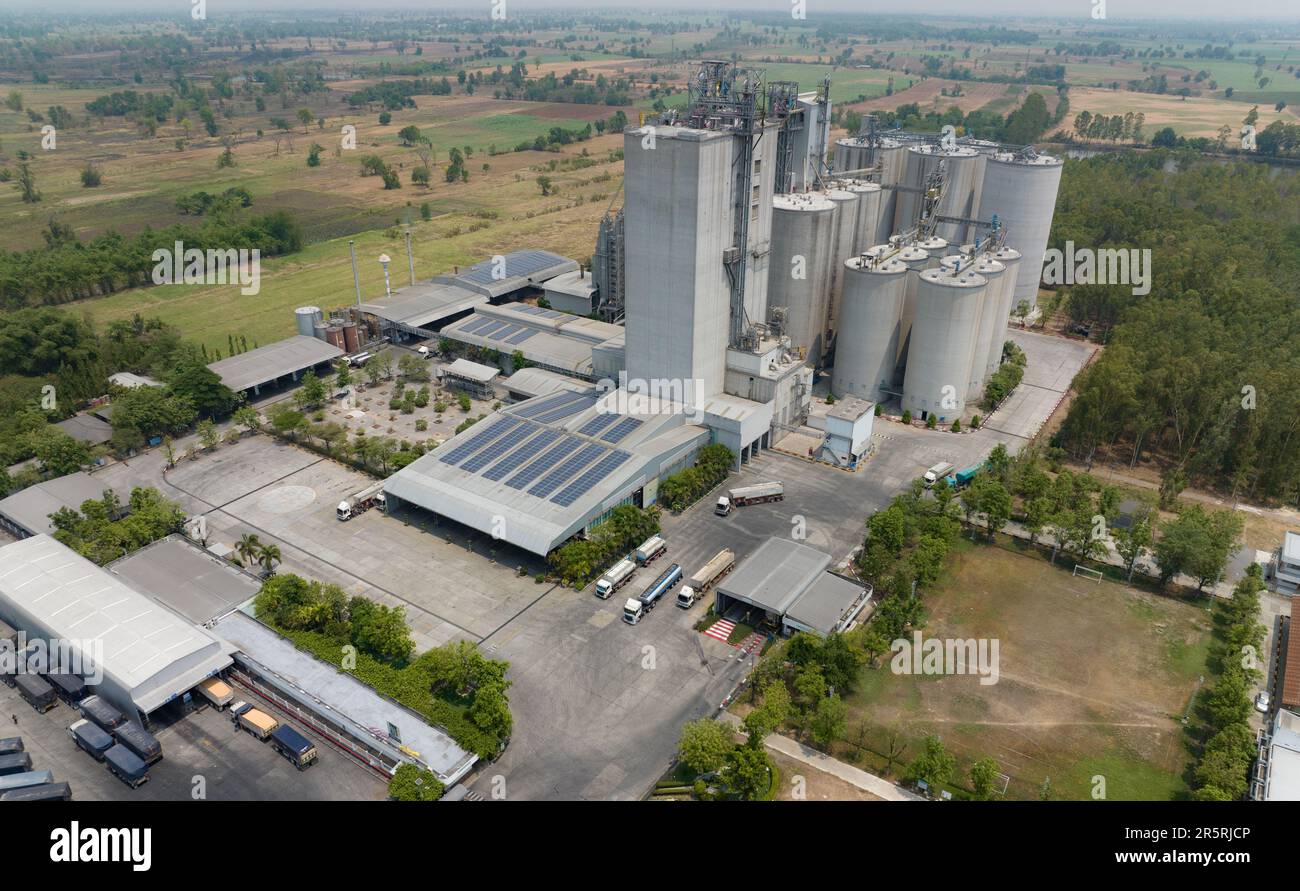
901,267,988,421
767,193,837,364
975,151,1062,310
833,253,909,403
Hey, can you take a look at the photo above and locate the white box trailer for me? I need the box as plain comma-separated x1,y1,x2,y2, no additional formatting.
677,548,736,608
595,559,636,599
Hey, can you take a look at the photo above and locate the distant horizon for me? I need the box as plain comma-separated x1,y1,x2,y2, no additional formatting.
1,1,1297,26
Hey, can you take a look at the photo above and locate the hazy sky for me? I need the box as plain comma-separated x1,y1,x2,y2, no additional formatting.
1,0,1296,23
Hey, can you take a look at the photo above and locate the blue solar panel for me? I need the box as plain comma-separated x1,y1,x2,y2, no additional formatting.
600,417,644,444
482,428,563,481
551,450,632,507
460,420,540,473
488,323,521,341
438,417,520,466
534,395,598,424
505,437,583,490
460,316,495,334
506,329,537,345
477,320,509,338
529,443,606,498
578,413,620,437
512,391,585,419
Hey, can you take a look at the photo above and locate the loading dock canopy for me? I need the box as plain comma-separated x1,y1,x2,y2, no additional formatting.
0,535,234,715
716,538,868,637
0,471,116,538
207,335,343,393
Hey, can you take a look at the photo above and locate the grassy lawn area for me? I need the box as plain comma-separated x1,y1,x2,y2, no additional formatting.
837,539,1214,800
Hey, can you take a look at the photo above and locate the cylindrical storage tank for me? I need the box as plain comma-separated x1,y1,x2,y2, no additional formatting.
313,321,330,341
941,253,1006,400
984,245,1023,378
324,326,344,350
295,306,323,339
833,254,909,403
825,188,860,333
767,193,837,364
902,267,988,421
895,144,982,243
892,244,932,375
975,152,1063,310
873,138,909,245
833,138,869,176
341,321,359,353
846,181,882,257
916,235,948,267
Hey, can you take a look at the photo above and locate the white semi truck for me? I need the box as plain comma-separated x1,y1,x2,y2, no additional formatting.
623,563,683,625
716,482,784,516
634,535,667,566
337,482,386,521
595,559,636,599
923,462,955,488
676,548,735,608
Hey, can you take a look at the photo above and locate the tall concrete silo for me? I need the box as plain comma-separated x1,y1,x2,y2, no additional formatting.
768,193,836,364
825,188,860,333
296,306,324,339
873,138,910,245
846,181,882,256
975,151,1063,310
902,267,988,421
833,137,869,176
984,245,1022,378
894,144,983,243
833,254,908,403
891,244,932,380
941,253,1006,400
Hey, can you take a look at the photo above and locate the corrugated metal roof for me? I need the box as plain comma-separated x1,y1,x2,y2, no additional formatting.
784,573,866,636
207,335,343,393
0,472,113,537
361,282,486,328
0,535,233,714
1282,621,1300,709
718,538,831,615
443,358,500,384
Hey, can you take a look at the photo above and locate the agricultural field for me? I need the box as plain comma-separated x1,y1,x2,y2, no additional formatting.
840,541,1213,801
1066,86,1300,139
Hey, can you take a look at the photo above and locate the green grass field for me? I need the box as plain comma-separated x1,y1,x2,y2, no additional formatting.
832,538,1213,800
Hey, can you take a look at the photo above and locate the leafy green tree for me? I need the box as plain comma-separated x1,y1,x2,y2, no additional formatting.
723,743,773,800
350,599,414,664
678,718,732,775
906,735,955,791
808,694,847,749
168,358,236,419
969,757,1001,800
387,763,444,801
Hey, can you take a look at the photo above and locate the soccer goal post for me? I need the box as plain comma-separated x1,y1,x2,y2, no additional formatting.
1073,564,1104,584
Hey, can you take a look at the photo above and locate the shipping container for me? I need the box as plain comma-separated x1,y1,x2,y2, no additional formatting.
69,719,114,761
1,781,73,801
112,723,162,766
79,695,126,732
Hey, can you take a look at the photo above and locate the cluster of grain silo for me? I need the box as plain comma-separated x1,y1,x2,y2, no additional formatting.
832,251,909,404
891,144,985,244
901,266,989,421
295,306,324,339
974,151,1063,312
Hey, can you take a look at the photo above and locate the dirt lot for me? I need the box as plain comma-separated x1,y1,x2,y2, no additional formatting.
769,750,884,802
842,541,1212,800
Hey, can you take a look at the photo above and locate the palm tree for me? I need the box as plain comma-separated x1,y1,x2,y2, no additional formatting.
258,543,282,576
235,534,261,567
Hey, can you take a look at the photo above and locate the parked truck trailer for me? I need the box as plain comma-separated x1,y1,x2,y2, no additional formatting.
69,719,114,761
113,723,162,766
634,535,667,566
595,559,637,599
0,770,55,795
716,482,783,515
677,548,736,608
0,752,33,776
79,695,126,733
269,724,318,771
1,781,72,801
232,701,279,740
15,674,57,713
196,676,235,711
624,563,683,625
103,745,149,789
337,482,386,521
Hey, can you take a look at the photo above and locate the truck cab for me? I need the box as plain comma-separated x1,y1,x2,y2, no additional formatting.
676,586,698,609
715,496,731,516
623,598,645,625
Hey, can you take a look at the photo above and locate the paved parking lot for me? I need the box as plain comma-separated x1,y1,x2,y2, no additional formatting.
0,682,385,801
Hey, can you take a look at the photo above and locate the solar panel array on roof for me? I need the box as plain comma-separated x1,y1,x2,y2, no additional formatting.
506,438,583,490
506,329,537,345
487,323,520,341
530,443,606,498
439,416,520,465
551,450,632,507
460,420,541,473
534,394,598,424
482,428,563,481
512,391,585,419
478,320,509,338
459,251,564,285
578,414,620,437
600,417,644,444
461,316,496,334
